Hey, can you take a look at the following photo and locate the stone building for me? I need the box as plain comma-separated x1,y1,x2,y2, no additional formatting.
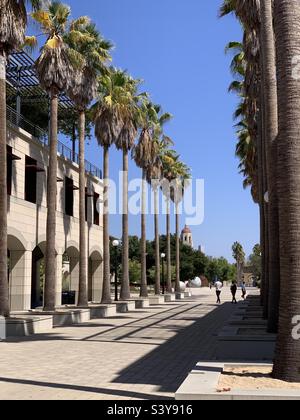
6,107,104,312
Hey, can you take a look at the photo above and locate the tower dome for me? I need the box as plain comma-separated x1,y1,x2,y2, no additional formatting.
181,225,193,248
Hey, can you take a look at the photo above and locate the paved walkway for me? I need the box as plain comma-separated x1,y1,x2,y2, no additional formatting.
0,288,252,400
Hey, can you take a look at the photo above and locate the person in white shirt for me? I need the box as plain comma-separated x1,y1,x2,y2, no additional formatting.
215,280,223,304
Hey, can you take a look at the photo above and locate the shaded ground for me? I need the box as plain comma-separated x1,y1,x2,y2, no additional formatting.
0,288,250,400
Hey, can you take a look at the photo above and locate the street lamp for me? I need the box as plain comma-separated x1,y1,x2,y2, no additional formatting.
112,240,120,302
161,253,166,295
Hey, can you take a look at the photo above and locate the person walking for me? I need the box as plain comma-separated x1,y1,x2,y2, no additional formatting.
215,279,223,304
231,282,237,304
241,282,247,300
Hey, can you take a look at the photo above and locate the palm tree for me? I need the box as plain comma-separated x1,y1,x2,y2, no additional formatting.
170,160,191,294
260,0,280,334
32,1,75,311
272,0,300,383
64,17,112,307
146,135,173,296
132,101,159,298
115,75,144,301
220,1,270,315
0,0,41,317
93,68,129,304
232,242,245,284
161,148,178,294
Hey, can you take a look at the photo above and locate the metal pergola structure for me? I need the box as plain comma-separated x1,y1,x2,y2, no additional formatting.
5,50,102,179
6,50,74,111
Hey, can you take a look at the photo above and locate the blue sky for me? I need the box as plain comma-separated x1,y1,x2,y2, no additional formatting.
56,0,259,262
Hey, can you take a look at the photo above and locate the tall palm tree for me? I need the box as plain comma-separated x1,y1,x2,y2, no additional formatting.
272,0,300,383
161,148,178,294
64,17,112,307
146,134,172,296
115,75,144,301
260,0,280,334
132,101,159,298
232,241,245,284
220,1,270,315
32,1,75,311
0,0,41,317
93,68,129,303
170,160,191,293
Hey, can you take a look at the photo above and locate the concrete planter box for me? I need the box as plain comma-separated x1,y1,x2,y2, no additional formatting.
18,309,91,327
0,315,53,338
70,304,117,319
164,294,176,303
115,301,136,313
52,309,90,327
128,299,150,309
176,362,300,400
176,293,185,300
149,296,165,305
216,325,276,361
184,292,192,298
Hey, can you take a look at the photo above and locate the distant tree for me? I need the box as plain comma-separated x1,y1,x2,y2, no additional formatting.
129,260,141,285
232,242,245,284
248,244,262,283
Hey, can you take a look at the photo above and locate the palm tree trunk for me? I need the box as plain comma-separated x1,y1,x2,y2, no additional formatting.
154,188,160,295
256,102,266,308
259,201,266,306
260,0,280,333
101,145,112,304
140,169,148,297
0,54,9,317
72,123,76,162
44,88,58,311
273,0,300,382
77,110,88,307
166,198,172,293
175,203,180,293
120,149,130,300
259,70,270,320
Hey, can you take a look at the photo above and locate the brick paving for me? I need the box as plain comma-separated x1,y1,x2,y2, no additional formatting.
0,288,252,400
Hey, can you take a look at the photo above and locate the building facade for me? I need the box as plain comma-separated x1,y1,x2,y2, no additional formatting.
7,111,104,312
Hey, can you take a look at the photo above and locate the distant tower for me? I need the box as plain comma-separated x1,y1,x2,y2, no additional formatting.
181,225,193,248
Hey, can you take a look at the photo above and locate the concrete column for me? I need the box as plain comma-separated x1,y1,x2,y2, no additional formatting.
91,259,103,303
55,254,63,307
9,250,32,311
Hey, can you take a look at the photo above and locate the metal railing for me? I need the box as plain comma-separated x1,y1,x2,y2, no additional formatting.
6,105,102,180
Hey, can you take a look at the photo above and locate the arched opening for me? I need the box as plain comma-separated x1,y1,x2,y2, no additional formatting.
63,246,80,305
7,234,28,312
88,250,103,303
31,245,44,309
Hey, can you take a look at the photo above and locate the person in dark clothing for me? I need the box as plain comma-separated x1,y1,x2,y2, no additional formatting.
231,282,237,304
